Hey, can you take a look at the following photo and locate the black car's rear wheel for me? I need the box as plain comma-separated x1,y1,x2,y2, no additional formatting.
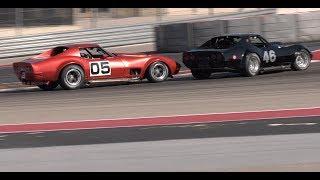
242,53,261,77
38,81,59,91
191,69,211,79
59,65,85,90
291,49,311,71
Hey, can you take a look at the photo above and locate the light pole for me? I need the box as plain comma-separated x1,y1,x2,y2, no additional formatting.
156,8,163,25
209,8,214,15
15,8,23,37
91,8,98,29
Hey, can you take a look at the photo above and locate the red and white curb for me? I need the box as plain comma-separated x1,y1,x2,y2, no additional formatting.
1,106,320,134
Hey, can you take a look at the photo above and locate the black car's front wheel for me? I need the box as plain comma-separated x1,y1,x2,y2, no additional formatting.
191,69,211,79
59,65,85,90
291,49,311,71
242,53,261,77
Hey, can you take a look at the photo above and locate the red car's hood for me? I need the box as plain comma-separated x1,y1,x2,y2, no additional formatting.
115,53,151,57
312,49,320,60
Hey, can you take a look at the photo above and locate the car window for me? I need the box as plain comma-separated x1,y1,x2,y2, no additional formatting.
51,46,69,56
249,36,266,48
86,47,106,58
79,48,92,59
200,36,242,49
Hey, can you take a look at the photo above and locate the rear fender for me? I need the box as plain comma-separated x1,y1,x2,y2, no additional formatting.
241,50,261,69
56,60,86,81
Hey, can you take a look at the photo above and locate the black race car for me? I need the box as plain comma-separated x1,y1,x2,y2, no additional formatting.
182,33,312,79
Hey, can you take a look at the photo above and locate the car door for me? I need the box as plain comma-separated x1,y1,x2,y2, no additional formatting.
80,47,125,80
266,41,293,65
248,36,277,67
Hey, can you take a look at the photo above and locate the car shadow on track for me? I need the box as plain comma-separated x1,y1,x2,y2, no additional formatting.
170,69,291,82
0,68,291,94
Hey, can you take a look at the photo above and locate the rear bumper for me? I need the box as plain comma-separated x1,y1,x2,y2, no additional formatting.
15,70,46,85
13,62,47,85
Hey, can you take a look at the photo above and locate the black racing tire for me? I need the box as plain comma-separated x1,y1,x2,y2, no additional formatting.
37,81,59,91
191,69,211,79
291,49,311,71
59,65,85,90
146,61,170,83
242,53,261,77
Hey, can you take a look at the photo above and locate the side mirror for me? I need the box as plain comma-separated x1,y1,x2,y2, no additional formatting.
101,54,109,59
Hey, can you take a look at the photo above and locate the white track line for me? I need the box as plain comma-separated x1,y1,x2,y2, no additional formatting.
0,86,38,93
268,123,317,126
1,106,320,127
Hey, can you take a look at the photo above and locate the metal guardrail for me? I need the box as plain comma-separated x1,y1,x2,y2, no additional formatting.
156,8,277,25
0,8,277,59
0,24,155,59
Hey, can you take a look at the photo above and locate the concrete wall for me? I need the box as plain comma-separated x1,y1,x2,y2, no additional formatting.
0,8,73,27
155,11,320,52
155,23,190,52
192,20,227,47
297,11,320,42
155,21,228,52
277,8,320,14
261,14,298,43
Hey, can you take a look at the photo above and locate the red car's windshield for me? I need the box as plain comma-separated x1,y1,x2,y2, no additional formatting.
79,47,115,59
50,46,69,56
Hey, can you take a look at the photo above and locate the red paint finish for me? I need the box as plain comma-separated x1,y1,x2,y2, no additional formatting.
312,50,320,60
12,44,180,85
1,107,320,134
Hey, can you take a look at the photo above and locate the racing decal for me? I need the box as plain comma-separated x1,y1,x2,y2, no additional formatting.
89,61,111,76
263,50,276,63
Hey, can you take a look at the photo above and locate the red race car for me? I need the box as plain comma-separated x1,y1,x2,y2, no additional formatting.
13,44,181,90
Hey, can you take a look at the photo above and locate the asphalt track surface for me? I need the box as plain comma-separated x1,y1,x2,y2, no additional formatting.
1,132,320,171
1,52,320,171
1,62,320,124
1,116,320,149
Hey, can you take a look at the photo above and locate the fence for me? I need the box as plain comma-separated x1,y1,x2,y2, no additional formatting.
0,24,154,59
0,8,73,28
0,8,272,38
0,8,277,59
155,11,320,52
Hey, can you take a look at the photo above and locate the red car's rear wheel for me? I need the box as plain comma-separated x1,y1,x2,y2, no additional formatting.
59,65,85,90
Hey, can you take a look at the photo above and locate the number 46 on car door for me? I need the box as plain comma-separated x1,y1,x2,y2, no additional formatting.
263,50,276,63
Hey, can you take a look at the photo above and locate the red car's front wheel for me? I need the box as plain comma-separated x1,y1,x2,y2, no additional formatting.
146,62,169,83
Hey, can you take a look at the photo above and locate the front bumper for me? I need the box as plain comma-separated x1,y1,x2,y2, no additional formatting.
174,62,181,74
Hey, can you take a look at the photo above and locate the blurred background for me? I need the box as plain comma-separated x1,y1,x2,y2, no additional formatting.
1,8,320,58
1,8,320,172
